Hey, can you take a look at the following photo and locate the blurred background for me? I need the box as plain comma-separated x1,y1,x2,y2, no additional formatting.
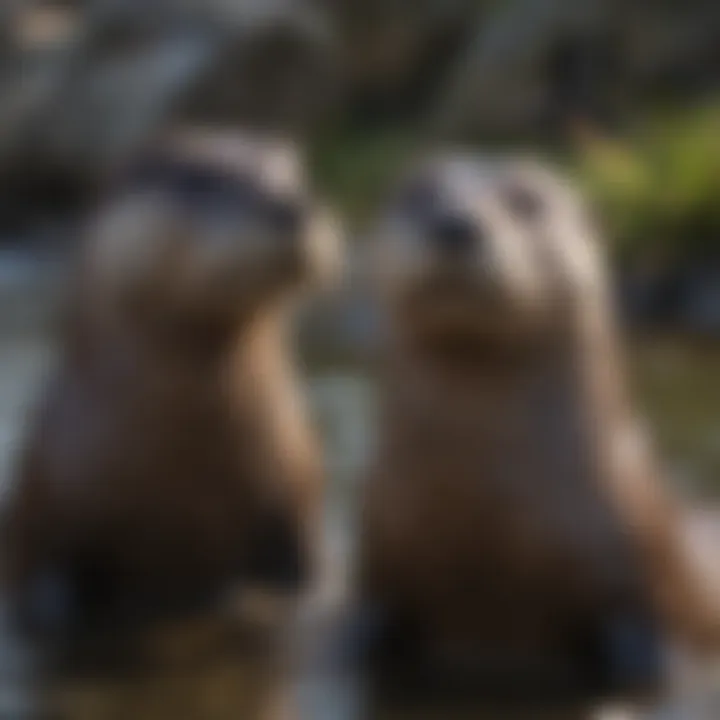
2,0,719,493
0,1,719,716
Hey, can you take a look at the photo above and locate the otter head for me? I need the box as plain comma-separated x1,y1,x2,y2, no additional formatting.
370,153,607,357
79,128,343,344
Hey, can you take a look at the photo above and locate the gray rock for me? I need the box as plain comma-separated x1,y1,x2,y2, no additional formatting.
322,0,481,112
0,0,339,217
431,0,720,139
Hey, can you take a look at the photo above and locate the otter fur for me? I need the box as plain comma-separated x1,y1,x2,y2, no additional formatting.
357,153,720,705
1,128,343,639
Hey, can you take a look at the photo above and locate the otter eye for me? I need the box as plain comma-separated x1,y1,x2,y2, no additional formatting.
503,183,543,221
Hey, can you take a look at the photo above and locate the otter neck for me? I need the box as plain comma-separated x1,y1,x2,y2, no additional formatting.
385,299,630,454
65,301,293,388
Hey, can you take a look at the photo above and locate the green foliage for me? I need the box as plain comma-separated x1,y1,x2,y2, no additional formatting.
574,103,720,261
309,127,420,223
313,103,720,263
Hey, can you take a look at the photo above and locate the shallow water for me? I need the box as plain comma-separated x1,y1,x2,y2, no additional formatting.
0,331,718,719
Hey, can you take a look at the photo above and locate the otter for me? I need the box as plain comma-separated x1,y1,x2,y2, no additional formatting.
0,128,343,642
356,153,720,707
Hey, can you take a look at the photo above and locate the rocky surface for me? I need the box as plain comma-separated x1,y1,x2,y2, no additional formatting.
0,0,339,230
2,0,718,230
431,0,720,139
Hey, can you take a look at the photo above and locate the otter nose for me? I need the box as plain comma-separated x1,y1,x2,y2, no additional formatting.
267,198,305,235
431,213,479,257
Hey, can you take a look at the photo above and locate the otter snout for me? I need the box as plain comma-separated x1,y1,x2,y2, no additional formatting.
266,196,306,237
430,212,484,260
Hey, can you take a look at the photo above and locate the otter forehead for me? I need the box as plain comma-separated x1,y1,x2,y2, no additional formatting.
125,128,305,200
390,153,579,220
109,134,312,233
375,151,606,312
87,129,342,304
389,155,494,216
166,128,303,191
386,152,599,265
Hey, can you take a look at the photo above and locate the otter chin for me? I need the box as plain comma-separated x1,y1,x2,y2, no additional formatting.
356,152,720,708
0,128,343,650
398,275,556,367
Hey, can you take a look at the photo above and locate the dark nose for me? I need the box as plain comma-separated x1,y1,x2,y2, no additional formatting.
431,212,479,257
267,198,305,236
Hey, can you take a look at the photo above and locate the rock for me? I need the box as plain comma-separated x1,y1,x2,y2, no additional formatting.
0,248,68,334
430,0,720,140
0,0,338,229
430,0,607,139
176,4,338,132
323,0,481,117
620,1,720,96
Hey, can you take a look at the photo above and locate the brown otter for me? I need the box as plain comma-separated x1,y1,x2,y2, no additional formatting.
356,153,720,706
0,128,343,641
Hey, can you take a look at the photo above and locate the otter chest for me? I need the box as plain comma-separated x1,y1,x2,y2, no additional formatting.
381,385,627,581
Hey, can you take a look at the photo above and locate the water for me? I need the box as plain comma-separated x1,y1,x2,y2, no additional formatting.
0,331,718,719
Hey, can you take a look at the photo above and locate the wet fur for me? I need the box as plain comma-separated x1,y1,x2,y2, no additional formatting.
357,154,720,706
1,130,332,638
